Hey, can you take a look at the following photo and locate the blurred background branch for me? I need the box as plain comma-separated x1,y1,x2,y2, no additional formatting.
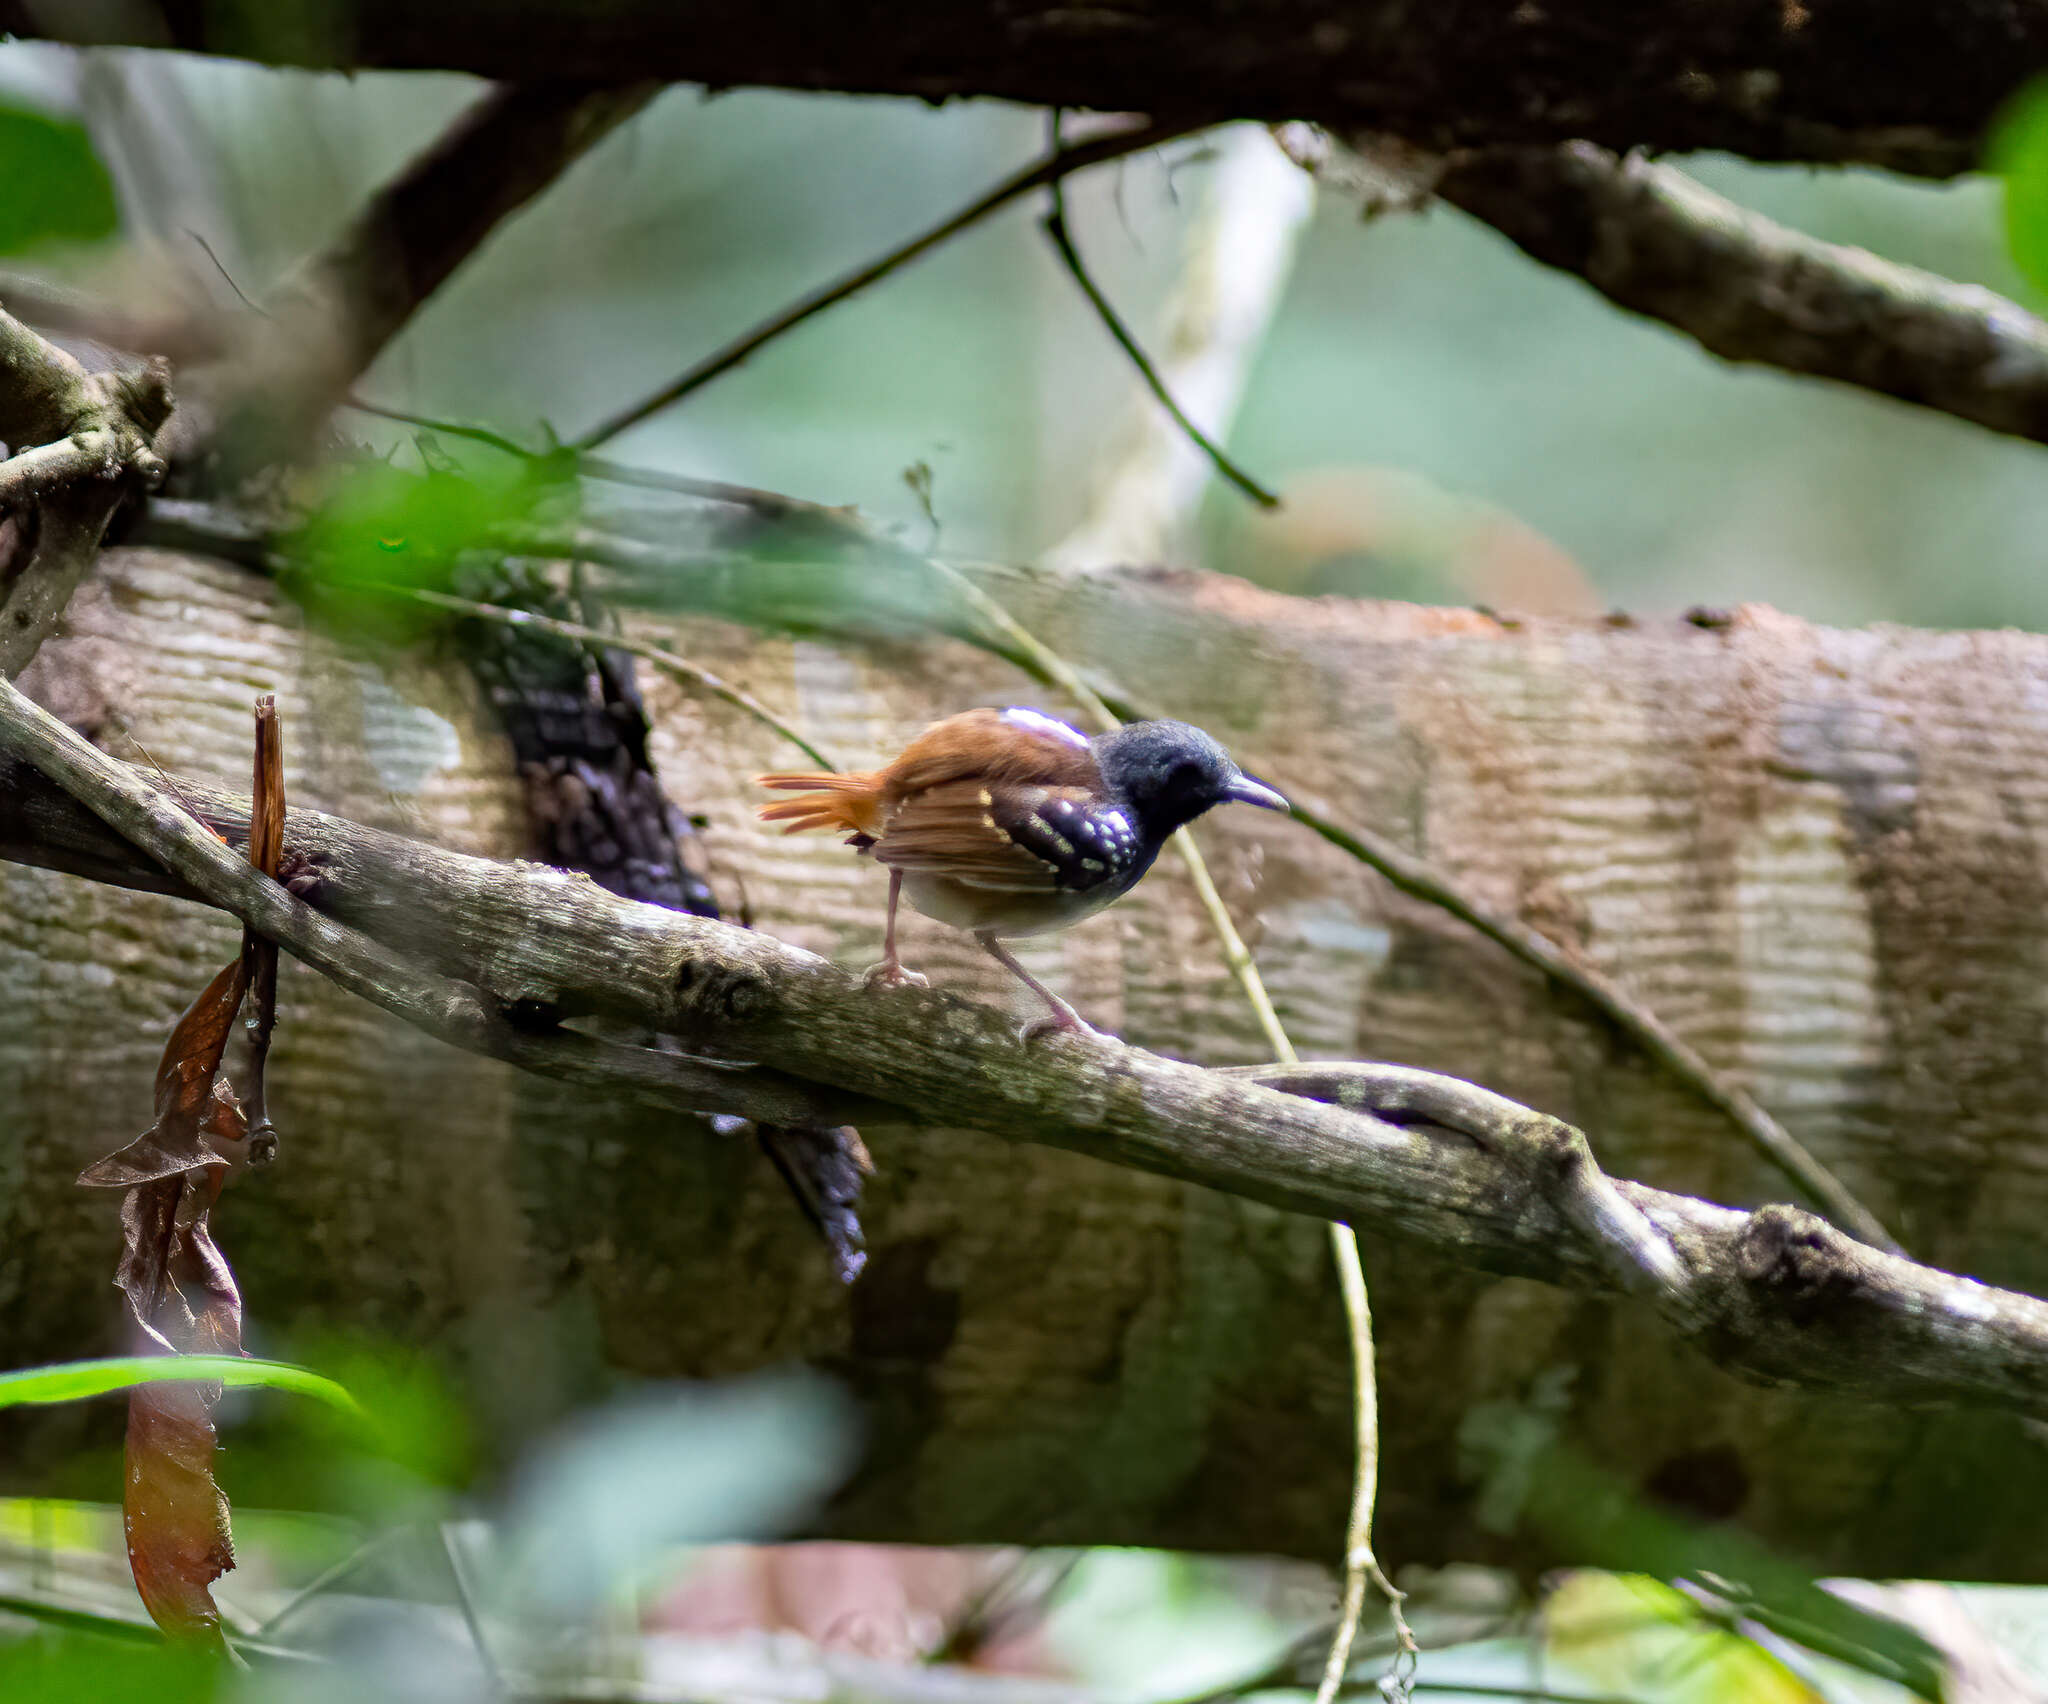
1432,140,2048,450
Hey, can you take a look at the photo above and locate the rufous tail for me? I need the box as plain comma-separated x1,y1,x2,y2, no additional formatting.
754,770,885,836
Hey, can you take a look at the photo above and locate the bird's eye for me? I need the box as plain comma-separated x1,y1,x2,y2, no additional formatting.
1168,761,1204,793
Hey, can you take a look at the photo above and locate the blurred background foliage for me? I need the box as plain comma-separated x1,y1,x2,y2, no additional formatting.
5,46,2045,629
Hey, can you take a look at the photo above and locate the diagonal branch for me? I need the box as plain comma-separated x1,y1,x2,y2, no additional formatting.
3,705,2047,1425
187,81,657,477
574,118,1191,449
0,677,866,1131
1433,141,2048,450
1040,174,1280,510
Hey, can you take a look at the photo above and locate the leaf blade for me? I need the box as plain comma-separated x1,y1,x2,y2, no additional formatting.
0,1355,364,1417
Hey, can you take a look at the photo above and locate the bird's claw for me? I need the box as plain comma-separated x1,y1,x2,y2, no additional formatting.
1021,1008,1098,1043
862,959,930,991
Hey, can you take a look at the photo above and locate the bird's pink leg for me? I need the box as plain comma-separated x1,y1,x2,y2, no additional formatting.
862,870,929,990
977,933,1095,1039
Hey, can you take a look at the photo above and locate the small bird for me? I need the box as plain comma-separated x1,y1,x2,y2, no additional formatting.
755,707,1288,1034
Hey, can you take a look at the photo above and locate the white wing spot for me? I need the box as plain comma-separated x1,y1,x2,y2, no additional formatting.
1002,707,1091,750
1081,857,1104,872
978,787,993,806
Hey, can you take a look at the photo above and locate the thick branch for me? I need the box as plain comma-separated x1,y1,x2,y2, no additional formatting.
1437,142,2048,446
4,719,2048,1422
0,680,868,1130
3,2,2032,175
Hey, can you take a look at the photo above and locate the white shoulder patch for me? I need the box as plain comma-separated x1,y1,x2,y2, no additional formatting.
1001,707,1090,750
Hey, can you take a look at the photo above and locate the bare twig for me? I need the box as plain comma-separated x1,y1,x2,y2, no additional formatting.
573,119,1194,449
343,392,873,532
1041,183,1280,510
1047,124,1313,570
8,731,2048,1421
240,696,283,1164
365,583,839,770
1434,141,2048,451
343,394,539,462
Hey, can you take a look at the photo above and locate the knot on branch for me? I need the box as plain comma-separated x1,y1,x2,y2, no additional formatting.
111,358,176,445
1736,1203,1862,1327
673,953,774,1028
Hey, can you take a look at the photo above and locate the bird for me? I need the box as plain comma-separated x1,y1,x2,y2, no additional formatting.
755,706,1288,1035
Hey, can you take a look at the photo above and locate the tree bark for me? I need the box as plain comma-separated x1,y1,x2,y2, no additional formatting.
3,1,2038,176
9,547,2048,1582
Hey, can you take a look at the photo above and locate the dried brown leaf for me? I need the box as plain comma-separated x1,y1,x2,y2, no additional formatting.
125,1373,235,1643
77,958,247,1187
86,694,288,1644
117,1161,243,1645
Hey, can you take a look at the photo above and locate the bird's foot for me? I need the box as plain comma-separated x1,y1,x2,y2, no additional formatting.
1020,1004,1099,1043
862,958,929,991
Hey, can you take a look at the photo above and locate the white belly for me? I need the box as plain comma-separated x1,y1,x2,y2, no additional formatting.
903,873,1120,938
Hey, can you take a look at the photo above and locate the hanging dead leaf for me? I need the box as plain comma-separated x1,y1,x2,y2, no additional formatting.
75,694,293,1645
119,1164,242,1645
76,958,248,1188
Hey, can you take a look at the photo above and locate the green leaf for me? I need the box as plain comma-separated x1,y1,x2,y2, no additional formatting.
0,101,118,256
0,1356,363,1417
1991,78,2048,294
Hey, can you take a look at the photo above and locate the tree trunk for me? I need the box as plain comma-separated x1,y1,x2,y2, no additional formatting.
7,545,2048,1582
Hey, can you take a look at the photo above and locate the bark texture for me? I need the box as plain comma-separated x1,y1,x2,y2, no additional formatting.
9,548,2048,1582
2,0,2039,176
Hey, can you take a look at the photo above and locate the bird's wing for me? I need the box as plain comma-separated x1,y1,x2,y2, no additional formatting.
885,707,1099,795
873,780,1063,891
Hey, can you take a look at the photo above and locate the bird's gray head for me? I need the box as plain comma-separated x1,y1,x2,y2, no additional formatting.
1094,719,1288,840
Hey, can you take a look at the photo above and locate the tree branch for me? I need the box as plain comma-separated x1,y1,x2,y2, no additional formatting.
2,2,2029,176
0,308,172,677
4,701,2047,1423
185,80,657,476
0,677,870,1131
1434,141,2048,450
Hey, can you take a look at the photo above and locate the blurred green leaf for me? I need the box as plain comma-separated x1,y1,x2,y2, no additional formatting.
279,1336,478,1521
0,101,117,256
0,1356,361,1416
1460,1415,1946,1701
1991,78,2048,294
495,1370,856,1615
0,1632,224,1704
287,464,548,591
